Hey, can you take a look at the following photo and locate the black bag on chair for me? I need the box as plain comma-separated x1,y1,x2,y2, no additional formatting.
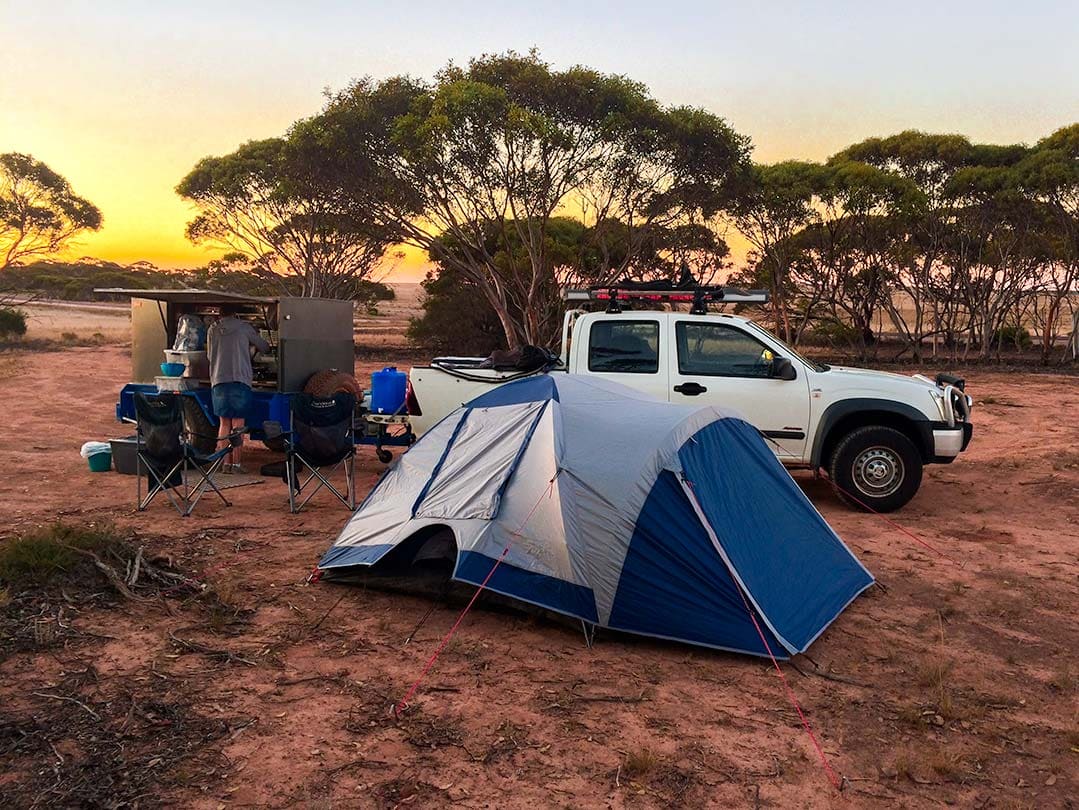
277,392,357,513
133,392,241,516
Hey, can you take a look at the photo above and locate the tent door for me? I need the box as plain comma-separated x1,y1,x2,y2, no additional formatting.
413,401,547,520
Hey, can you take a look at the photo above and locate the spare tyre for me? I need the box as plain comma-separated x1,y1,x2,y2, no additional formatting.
304,369,363,399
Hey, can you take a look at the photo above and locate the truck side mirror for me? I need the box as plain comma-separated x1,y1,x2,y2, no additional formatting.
772,357,797,381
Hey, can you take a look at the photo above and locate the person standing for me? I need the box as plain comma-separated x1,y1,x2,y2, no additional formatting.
206,304,270,473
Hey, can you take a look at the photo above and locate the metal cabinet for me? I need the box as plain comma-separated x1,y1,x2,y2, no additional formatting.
98,289,356,391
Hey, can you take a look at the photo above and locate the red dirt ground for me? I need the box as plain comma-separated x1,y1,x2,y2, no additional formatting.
0,343,1076,809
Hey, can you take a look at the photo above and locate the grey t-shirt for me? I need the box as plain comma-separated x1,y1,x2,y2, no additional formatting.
206,316,270,387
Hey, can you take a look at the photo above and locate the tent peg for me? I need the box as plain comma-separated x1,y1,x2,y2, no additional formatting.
581,620,597,649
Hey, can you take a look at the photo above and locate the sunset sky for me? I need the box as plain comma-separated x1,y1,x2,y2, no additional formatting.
2,0,1076,281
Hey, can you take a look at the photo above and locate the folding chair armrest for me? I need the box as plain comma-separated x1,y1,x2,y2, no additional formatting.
223,426,250,448
200,445,234,463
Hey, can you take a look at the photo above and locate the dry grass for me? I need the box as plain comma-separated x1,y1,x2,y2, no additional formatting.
1047,661,1076,694
913,653,955,691
893,745,965,783
0,521,127,588
927,748,964,779
0,354,18,380
1050,451,1079,472
622,747,661,779
199,577,253,633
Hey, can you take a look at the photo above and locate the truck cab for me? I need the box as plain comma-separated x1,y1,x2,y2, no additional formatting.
565,310,812,460
560,302,973,510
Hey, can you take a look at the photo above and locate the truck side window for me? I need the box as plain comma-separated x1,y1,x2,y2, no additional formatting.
676,322,773,378
588,321,660,373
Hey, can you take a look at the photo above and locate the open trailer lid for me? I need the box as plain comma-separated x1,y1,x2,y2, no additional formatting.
93,288,276,305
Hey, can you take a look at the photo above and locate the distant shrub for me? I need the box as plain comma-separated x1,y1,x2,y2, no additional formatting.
408,266,507,354
0,307,27,339
991,325,1032,350
807,319,859,347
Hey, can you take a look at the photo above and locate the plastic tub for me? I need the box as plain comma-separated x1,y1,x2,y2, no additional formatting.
370,367,407,414
156,376,199,392
110,436,139,475
165,350,209,379
87,451,112,472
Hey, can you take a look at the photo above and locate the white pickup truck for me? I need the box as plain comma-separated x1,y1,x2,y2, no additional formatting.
406,288,973,512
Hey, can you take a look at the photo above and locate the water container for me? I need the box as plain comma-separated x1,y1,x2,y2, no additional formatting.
370,367,407,414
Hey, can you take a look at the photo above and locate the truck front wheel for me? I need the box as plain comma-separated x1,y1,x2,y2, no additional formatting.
828,425,922,513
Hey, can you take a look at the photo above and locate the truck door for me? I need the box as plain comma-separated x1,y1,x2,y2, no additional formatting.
667,318,811,460
580,317,669,400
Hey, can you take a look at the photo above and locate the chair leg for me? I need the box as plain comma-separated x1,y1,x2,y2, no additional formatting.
139,455,186,516
294,456,353,512
287,454,297,514
294,460,329,512
347,452,356,509
184,458,231,516
346,453,356,509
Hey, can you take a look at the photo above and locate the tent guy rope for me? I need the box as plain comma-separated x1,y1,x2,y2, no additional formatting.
820,471,962,566
393,474,558,717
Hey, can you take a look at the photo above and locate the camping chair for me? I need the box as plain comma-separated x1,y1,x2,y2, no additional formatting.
134,392,243,517
264,392,357,513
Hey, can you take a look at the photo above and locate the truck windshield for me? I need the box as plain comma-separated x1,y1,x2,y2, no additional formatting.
742,320,830,373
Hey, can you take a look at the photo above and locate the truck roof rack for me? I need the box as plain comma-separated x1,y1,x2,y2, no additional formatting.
564,281,770,315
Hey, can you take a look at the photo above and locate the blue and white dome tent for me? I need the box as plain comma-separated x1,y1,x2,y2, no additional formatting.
319,375,873,657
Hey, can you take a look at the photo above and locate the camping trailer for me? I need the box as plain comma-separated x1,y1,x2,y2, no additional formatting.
102,289,355,391
99,288,411,457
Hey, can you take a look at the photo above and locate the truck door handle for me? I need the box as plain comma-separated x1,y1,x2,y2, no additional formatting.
673,382,708,396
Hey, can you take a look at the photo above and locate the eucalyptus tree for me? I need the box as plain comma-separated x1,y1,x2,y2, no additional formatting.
832,132,978,359
1,153,102,270
943,145,1039,360
313,51,751,347
727,161,827,341
1016,124,1079,361
177,135,396,299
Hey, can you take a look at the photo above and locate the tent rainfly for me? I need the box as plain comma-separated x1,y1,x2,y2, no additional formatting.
318,375,873,657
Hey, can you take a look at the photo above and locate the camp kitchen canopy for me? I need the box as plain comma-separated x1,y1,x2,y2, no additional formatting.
319,375,873,657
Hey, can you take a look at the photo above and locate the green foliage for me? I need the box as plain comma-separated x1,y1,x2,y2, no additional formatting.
0,523,125,589
2,260,170,300
806,319,860,347
317,50,750,346
0,306,27,339
177,130,397,299
1,153,102,269
407,265,507,354
991,325,1032,350
408,214,721,350
0,258,394,309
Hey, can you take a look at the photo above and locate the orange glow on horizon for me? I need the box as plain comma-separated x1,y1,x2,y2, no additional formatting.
5,5,1073,285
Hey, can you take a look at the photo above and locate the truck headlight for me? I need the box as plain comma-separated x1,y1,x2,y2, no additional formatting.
929,390,949,423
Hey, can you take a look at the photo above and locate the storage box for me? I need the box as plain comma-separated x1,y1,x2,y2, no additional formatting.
87,451,112,472
110,436,139,475
155,376,199,392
